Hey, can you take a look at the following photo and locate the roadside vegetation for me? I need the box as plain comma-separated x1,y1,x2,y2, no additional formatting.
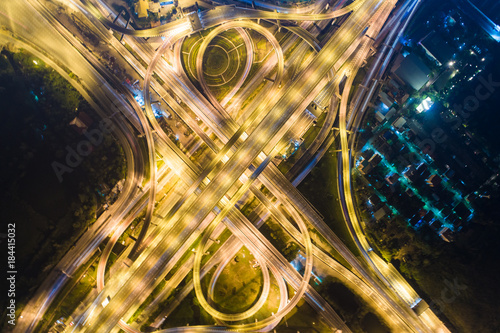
353,37,500,332
0,49,126,329
316,276,390,333
359,167,500,332
259,217,301,262
211,247,263,313
297,144,361,256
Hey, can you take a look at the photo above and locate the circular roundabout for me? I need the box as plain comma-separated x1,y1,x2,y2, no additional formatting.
203,45,230,77
183,31,247,88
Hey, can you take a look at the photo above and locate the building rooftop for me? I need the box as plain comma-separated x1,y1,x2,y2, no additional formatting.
379,91,395,108
69,112,93,135
392,116,407,130
374,205,390,221
393,53,431,91
135,0,149,18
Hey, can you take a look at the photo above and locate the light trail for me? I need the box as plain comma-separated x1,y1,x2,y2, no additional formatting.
9,0,451,331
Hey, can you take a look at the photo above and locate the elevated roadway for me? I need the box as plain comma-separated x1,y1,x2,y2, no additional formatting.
78,0,385,331
8,0,450,331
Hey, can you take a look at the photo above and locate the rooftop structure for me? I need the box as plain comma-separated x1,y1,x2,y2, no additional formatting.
69,112,94,135
374,205,391,221
135,0,149,18
416,97,434,113
379,91,395,108
392,116,406,130
392,53,431,91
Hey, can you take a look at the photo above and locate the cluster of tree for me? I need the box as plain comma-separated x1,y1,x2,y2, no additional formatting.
160,7,177,22
365,201,500,332
316,276,390,333
366,217,439,278
0,49,126,327
159,291,211,329
260,218,300,262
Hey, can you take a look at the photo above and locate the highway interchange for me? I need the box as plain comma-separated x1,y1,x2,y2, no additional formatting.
0,0,452,331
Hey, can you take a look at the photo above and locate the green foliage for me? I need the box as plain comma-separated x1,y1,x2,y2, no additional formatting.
0,50,126,330
128,279,167,324
317,277,390,333
297,147,361,256
160,291,212,329
210,247,263,314
260,218,300,261
364,190,500,332
152,72,165,86
124,43,148,69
